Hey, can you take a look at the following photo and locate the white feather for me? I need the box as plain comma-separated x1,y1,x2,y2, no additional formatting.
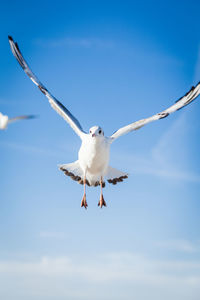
0,113,9,130
105,166,128,180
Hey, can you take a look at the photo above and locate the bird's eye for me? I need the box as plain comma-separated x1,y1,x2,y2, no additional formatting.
90,130,91,133
99,130,102,134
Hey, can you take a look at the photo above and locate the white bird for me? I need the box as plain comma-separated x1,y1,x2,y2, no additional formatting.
8,36,200,208
0,111,35,130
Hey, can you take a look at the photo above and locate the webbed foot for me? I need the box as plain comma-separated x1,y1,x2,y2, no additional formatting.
81,194,88,209
98,194,107,208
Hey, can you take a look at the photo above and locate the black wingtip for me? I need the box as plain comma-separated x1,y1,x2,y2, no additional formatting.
175,85,195,103
8,35,13,41
15,42,20,51
28,115,38,119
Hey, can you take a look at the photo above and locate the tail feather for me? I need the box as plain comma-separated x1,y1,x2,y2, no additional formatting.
106,166,128,185
59,162,128,187
59,160,85,185
59,161,105,187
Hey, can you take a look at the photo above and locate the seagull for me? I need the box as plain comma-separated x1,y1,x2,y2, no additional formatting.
0,111,35,130
8,36,200,208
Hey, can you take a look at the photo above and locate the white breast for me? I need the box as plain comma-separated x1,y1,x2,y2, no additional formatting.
78,136,110,176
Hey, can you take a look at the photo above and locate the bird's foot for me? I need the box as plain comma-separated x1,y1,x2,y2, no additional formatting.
81,194,88,209
98,194,107,208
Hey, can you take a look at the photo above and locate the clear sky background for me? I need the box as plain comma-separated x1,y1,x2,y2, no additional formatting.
0,0,200,299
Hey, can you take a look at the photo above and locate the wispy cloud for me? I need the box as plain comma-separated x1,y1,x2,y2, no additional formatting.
0,99,10,106
0,252,200,300
0,96,34,107
114,115,200,183
156,239,200,253
0,99,27,107
34,37,114,49
194,45,200,83
0,141,67,158
39,231,67,239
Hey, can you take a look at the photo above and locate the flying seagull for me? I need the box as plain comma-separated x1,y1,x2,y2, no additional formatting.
8,36,200,208
0,111,35,130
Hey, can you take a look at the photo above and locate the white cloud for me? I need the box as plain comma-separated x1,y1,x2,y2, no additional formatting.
0,252,200,300
34,37,114,49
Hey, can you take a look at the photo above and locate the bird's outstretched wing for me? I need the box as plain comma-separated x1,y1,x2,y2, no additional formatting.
8,115,36,124
110,82,200,141
8,36,86,139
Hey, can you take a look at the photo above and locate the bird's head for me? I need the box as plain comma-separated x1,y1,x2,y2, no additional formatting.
89,126,104,138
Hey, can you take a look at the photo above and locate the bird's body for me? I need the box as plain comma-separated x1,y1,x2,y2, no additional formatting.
60,126,124,189
78,128,110,182
8,35,200,208
0,113,9,130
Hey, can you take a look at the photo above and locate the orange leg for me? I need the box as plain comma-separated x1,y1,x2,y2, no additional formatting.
98,177,107,208
81,176,88,209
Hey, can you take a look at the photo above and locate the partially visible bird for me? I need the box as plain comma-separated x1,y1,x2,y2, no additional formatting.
0,112,35,130
8,35,200,209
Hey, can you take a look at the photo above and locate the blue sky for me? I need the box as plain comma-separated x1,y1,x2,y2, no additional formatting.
0,0,200,299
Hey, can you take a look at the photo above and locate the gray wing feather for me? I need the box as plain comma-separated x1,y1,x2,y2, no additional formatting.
110,82,200,141
8,36,86,139
8,115,36,124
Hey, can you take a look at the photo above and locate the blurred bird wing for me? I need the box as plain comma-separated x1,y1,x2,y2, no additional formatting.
8,115,36,124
